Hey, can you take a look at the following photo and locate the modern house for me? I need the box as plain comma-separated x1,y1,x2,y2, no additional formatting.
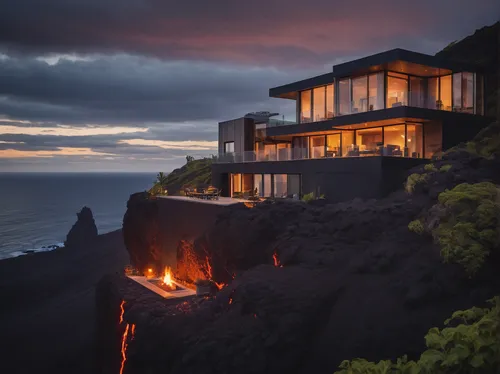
211,48,494,202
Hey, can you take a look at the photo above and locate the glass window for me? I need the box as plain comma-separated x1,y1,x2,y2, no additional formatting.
242,174,253,194
274,174,287,198
355,127,382,156
310,135,325,158
287,175,300,198
453,73,462,111
277,143,291,161
440,75,452,111
300,90,312,123
263,144,276,161
231,173,241,196
383,125,405,157
406,124,423,158
224,141,234,153
410,77,425,108
462,72,474,114
293,137,308,160
368,73,384,111
338,79,351,115
263,174,272,197
352,76,368,113
326,134,341,157
326,84,335,118
387,75,408,107
313,86,326,121
342,131,355,157
427,77,439,109
253,174,262,197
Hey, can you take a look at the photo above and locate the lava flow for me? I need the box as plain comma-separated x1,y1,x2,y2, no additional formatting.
204,255,227,290
119,323,136,374
119,300,125,324
273,251,283,267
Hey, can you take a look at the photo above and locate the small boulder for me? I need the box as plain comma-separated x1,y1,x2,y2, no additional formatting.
65,206,98,248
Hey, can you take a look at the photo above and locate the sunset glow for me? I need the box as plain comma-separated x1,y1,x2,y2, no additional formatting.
0,147,115,158
118,139,218,151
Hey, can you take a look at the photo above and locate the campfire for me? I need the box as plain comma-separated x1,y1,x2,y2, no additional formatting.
148,267,180,292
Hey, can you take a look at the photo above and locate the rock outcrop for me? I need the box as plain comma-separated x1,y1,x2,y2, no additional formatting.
64,206,98,248
108,122,500,374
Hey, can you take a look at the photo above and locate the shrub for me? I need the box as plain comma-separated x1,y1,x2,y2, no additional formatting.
440,164,452,173
424,163,437,172
405,173,429,194
434,182,500,276
335,296,500,373
408,219,425,234
302,192,315,203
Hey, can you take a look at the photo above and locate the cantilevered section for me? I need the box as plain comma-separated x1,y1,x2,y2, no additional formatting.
269,72,333,99
331,48,480,78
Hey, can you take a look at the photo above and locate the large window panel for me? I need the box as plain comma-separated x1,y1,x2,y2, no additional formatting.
274,174,287,198
383,125,405,156
242,174,253,194
342,131,355,157
410,77,425,108
313,86,326,121
263,174,272,197
277,143,291,161
300,90,312,123
338,79,351,115
310,135,325,158
387,74,408,107
287,175,300,198
326,84,335,118
352,76,368,113
440,75,452,111
253,174,263,197
427,77,439,109
462,72,474,114
368,73,384,110
355,128,382,156
406,124,423,158
231,173,241,196
453,73,462,111
326,134,341,157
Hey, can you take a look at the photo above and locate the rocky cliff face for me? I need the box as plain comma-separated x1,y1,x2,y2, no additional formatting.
111,123,500,374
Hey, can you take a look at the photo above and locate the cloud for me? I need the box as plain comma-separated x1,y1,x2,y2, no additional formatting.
0,140,25,144
117,139,218,151
0,124,149,136
0,147,115,158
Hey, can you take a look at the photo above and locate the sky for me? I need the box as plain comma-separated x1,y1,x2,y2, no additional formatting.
0,0,498,172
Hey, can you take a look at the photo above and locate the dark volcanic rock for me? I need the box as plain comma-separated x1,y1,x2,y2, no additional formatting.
64,206,98,248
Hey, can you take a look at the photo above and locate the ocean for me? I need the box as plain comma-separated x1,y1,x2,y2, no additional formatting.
0,173,155,260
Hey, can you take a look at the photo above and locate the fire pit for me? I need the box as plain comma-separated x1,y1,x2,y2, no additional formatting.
148,268,182,291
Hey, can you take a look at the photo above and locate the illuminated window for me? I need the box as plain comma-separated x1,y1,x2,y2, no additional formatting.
342,131,355,157
326,134,341,157
355,128,382,156
453,73,462,111
274,174,287,198
231,173,241,196
352,76,368,113
427,77,439,109
313,86,326,121
440,75,452,111
368,73,384,110
383,125,405,157
300,90,312,123
406,124,423,158
387,74,408,107
277,143,291,161
310,136,325,158
410,77,425,108
339,79,351,115
254,174,262,196
263,174,272,197
326,84,335,118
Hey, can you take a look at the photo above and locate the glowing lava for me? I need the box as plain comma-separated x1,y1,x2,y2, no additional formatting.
273,251,282,267
119,300,125,324
119,323,136,374
162,267,173,287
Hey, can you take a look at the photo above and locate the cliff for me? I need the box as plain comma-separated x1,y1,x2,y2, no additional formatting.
107,122,500,374
162,158,212,195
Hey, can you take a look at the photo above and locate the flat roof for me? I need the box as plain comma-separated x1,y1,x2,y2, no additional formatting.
269,48,480,99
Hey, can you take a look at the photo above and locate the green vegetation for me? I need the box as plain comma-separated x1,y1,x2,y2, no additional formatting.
440,164,452,173
433,182,500,276
424,163,437,172
405,173,429,194
335,296,500,373
302,192,315,203
408,219,425,235
153,157,212,196
148,172,169,195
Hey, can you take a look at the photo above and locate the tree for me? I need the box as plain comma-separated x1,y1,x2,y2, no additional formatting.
186,155,195,163
150,172,168,195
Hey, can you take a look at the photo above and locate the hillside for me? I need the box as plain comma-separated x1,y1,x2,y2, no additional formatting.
160,158,213,195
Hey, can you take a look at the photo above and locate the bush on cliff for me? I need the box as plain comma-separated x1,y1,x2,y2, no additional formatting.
336,296,500,374
162,158,212,195
405,173,429,194
408,219,425,235
433,182,500,276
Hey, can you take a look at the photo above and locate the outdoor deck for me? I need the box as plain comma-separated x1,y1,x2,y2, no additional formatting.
158,195,247,206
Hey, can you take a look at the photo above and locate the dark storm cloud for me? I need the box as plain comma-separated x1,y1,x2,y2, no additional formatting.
0,55,297,124
1,0,498,66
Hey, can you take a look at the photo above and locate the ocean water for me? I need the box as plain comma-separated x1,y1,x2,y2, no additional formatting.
0,173,155,260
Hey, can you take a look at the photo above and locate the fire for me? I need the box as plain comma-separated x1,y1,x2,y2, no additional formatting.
228,297,233,305
119,300,125,324
162,267,173,287
273,251,281,267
